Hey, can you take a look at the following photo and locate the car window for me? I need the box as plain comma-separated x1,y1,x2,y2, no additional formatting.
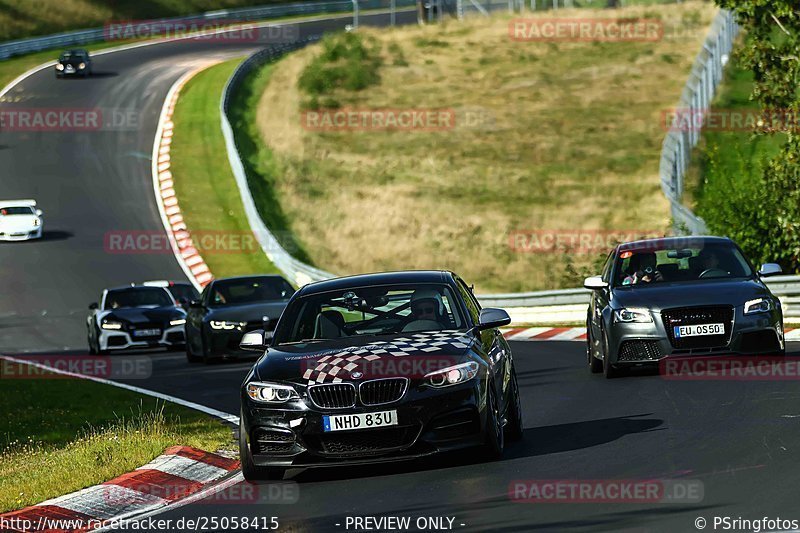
273,283,466,344
0,206,34,215
209,277,294,306
104,288,173,309
455,279,480,324
614,241,754,287
601,251,614,283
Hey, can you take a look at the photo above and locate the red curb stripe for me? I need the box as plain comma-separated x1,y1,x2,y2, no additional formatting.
532,327,569,339
576,333,588,340
163,446,240,471
1,505,94,532
105,469,204,502
502,328,527,339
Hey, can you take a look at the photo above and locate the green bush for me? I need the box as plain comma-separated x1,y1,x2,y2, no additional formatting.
298,32,382,99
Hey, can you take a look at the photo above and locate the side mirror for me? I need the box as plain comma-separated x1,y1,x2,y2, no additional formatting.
758,263,782,277
240,329,269,352
476,308,511,331
89,302,98,310
35,209,43,217
584,275,608,290
189,299,204,308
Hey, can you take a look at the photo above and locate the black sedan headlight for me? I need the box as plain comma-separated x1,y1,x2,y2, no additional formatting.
56,63,64,71
424,361,479,388
744,297,774,315
246,382,300,404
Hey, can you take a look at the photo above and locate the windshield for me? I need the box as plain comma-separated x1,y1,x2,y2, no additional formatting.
166,284,199,303
209,277,294,307
613,241,754,287
0,206,34,216
104,287,173,309
273,283,467,344
60,52,85,61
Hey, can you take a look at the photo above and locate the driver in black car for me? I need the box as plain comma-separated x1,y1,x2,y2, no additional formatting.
622,252,664,285
403,289,446,332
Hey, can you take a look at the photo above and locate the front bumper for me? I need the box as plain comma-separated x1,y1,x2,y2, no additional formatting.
0,228,41,241
607,306,784,365
241,380,487,468
99,324,185,351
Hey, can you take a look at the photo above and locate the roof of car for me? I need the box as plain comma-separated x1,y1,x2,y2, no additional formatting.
617,235,732,252
297,271,453,296
210,274,290,284
0,199,36,207
106,285,170,293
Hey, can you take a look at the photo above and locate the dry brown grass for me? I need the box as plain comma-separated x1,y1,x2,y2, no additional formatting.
256,2,717,292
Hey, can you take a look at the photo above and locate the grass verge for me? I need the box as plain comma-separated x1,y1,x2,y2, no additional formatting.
253,2,717,292
0,367,233,513
170,59,280,277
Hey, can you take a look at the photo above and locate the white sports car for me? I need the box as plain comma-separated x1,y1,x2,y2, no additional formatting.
0,200,43,241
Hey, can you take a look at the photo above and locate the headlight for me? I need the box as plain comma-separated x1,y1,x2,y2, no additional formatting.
33,219,40,226
56,64,64,71
209,320,246,330
78,62,86,69
169,318,186,326
101,320,123,330
425,362,479,388
613,308,653,323
246,382,299,404
744,298,773,315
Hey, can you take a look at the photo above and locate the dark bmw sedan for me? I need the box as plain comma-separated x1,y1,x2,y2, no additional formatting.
237,271,523,480
185,275,294,364
585,236,785,378
55,49,92,77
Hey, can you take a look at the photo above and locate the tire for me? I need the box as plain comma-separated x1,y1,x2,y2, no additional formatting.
239,415,286,481
602,331,621,379
504,366,524,441
185,335,201,363
480,382,505,460
587,323,603,374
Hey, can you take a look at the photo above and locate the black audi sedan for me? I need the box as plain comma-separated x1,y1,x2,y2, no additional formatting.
185,275,294,364
237,271,523,480
585,236,785,378
87,285,187,354
55,49,92,78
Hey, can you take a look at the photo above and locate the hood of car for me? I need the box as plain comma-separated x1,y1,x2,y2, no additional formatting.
103,306,183,325
611,278,772,311
205,301,288,322
0,215,38,231
255,331,476,385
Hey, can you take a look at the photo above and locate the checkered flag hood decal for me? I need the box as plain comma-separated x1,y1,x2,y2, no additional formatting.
301,330,473,384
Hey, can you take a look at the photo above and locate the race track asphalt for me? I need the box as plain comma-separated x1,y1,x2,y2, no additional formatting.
2,10,800,533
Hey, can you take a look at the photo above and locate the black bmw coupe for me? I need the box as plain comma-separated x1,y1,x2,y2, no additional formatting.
237,271,523,480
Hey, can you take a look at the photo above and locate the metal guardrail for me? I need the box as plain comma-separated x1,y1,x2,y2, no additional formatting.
0,0,412,60
659,10,740,235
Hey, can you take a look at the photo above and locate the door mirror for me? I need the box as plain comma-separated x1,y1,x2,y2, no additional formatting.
584,275,608,290
476,308,511,331
240,329,269,352
189,299,204,309
758,263,782,277
88,302,98,310
35,209,43,217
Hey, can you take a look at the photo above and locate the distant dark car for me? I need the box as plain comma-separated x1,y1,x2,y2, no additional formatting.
143,280,200,309
55,49,92,78
87,285,186,354
185,275,294,364
237,271,522,480
585,236,785,378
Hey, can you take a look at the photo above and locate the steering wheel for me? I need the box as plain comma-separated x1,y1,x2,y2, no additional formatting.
698,268,728,279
